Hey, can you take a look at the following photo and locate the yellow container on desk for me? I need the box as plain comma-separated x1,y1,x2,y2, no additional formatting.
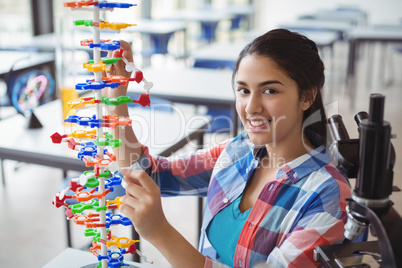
59,87,78,126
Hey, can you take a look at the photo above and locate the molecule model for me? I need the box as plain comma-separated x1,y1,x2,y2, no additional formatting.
51,2,153,267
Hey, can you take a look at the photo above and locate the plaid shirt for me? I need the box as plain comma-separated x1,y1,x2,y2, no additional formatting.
131,132,350,268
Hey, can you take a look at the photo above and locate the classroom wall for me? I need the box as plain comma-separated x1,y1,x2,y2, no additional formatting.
254,0,402,29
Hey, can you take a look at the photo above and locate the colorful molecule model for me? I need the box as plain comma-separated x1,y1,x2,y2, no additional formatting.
51,1,153,267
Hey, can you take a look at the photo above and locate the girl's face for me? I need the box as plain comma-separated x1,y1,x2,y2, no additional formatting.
235,54,311,148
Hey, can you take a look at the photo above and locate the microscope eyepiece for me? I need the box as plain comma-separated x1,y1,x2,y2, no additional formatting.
369,94,385,124
328,115,350,141
354,112,368,126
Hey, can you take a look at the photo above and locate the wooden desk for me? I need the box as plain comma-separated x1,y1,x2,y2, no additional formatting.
127,67,237,134
345,27,402,108
43,248,155,268
0,99,210,186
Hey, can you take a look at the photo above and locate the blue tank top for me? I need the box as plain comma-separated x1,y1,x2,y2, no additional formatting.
206,194,251,266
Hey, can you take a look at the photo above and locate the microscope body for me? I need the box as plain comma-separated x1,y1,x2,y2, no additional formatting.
315,94,402,267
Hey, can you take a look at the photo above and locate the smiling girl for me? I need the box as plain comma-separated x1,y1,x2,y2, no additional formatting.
110,29,351,268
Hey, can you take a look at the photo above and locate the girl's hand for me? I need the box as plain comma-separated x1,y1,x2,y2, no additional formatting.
120,170,206,268
119,169,170,243
102,40,134,98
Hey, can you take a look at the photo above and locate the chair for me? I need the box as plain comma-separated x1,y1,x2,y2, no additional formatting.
230,14,246,31
203,107,233,134
140,32,177,67
199,21,220,43
142,32,175,56
193,59,236,70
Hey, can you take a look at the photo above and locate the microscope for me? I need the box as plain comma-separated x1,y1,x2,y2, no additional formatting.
314,94,402,267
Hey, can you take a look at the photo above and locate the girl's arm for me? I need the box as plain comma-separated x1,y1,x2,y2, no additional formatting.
102,40,142,167
267,212,347,267
266,170,351,267
133,141,229,197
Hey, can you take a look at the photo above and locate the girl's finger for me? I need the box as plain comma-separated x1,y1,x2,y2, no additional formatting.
119,201,136,218
120,40,133,62
121,194,139,210
107,64,116,76
125,182,147,200
122,169,146,184
136,172,159,193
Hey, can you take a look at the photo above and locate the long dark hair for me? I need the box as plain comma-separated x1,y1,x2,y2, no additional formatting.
232,28,328,147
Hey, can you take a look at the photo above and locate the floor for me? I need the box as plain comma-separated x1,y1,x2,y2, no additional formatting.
1,40,402,267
